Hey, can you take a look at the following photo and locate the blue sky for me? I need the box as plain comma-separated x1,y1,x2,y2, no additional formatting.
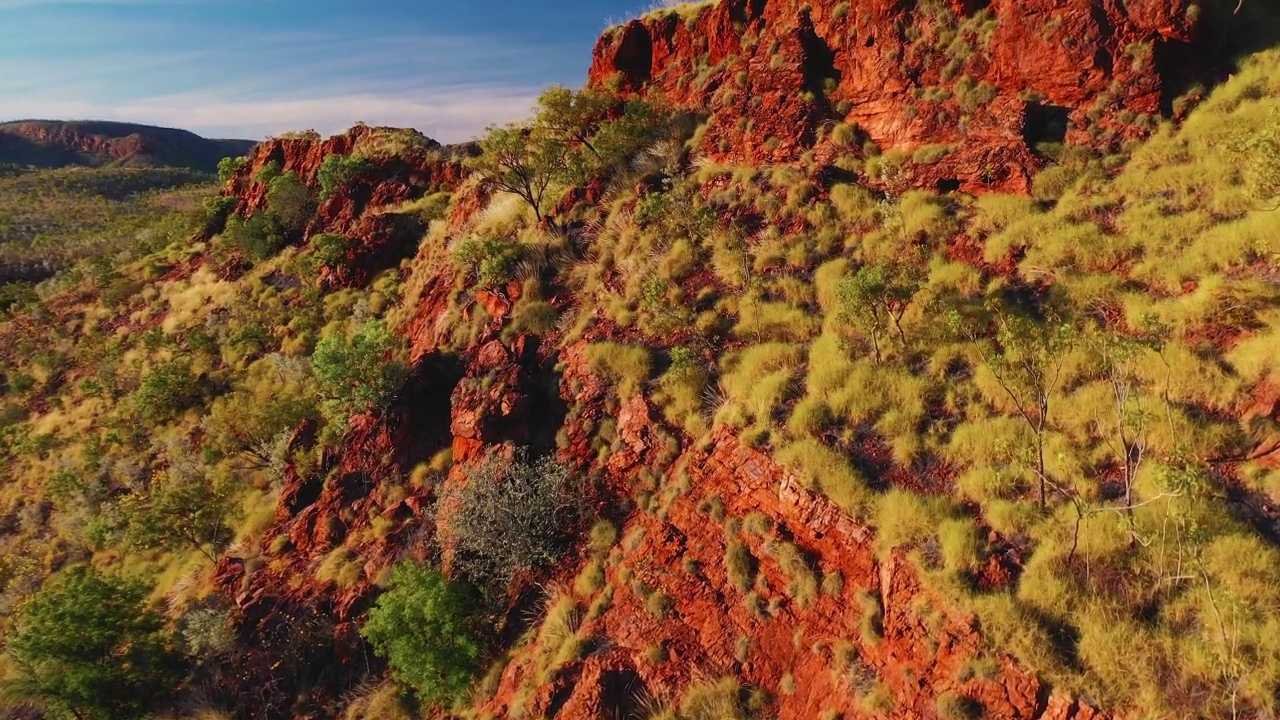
0,0,661,142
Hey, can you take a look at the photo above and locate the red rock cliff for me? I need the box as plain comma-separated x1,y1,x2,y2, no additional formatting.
589,0,1213,192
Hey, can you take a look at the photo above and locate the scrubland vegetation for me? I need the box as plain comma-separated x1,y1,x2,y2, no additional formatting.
0,12,1278,720
0,166,217,282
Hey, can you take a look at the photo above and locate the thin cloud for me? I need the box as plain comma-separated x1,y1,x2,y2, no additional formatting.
0,1,610,140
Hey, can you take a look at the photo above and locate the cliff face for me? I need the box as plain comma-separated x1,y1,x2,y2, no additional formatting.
589,0,1212,192
0,120,254,172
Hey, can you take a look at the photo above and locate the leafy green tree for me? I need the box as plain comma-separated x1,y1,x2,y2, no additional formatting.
135,359,201,424
468,87,672,225
317,154,371,200
467,125,567,225
360,563,483,708
264,171,313,242
4,567,185,720
216,156,246,185
311,321,408,418
535,85,615,158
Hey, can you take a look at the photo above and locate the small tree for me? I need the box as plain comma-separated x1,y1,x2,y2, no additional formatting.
360,562,483,708
264,171,313,242
439,449,583,590
467,125,567,225
1089,327,1162,514
975,309,1077,507
225,170,315,262
120,443,239,562
311,320,408,418
5,567,184,720
837,262,922,363
468,87,672,226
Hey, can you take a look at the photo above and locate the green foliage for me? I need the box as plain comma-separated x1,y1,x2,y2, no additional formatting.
119,446,239,559
225,170,314,262
468,86,671,224
6,567,184,720
312,320,408,418
317,153,371,200
452,235,526,287
361,562,484,708
255,160,282,185
310,233,351,268
467,125,565,224
217,156,247,185
837,261,923,362
135,358,202,423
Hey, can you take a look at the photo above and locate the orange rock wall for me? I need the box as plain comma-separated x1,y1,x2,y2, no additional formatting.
590,0,1210,192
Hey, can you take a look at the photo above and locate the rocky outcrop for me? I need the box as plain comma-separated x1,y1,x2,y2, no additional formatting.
589,0,1217,192
223,125,472,288
0,120,254,172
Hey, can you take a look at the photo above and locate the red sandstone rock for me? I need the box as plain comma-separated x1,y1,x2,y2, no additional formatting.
589,0,1212,193
222,125,471,289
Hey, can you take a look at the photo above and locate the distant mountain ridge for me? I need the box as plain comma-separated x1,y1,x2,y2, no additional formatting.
0,120,255,173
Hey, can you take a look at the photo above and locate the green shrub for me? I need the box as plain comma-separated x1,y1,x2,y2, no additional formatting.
225,170,314,262
136,358,202,423
312,320,408,417
7,567,185,720
452,235,527,288
317,153,371,200
217,155,247,184
310,233,351,268
361,562,484,708
120,458,238,559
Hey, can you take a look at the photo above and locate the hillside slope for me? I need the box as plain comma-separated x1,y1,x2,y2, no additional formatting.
0,120,255,173
0,2,1278,720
